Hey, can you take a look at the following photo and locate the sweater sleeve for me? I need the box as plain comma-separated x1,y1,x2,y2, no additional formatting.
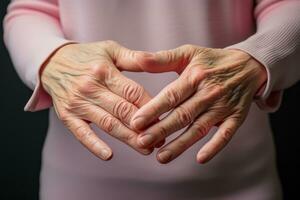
3,0,74,112
226,0,300,112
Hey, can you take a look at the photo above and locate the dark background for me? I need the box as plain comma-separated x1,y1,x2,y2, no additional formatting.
1,1,299,199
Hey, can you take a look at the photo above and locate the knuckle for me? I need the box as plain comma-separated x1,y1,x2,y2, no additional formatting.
58,110,70,122
103,40,118,48
76,76,96,94
231,113,244,123
212,84,225,97
66,99,92,118
98,114,117,133
165,89,181,108
135,53,153,68
202,85,225,103
197,47,213,56
66,97,81,110
176,139,188,150
113,100,135,121
181,44,198,56
77,129,99,151
181,44,195,51
75,76,106,97
123,83,144,104
220,128,233,144
157,125,168,138
90,62,110,78
193,121,210,138
159,50,173,62
78,127,93,142
186,66,206,89
166,51,175,62
174,106,193,127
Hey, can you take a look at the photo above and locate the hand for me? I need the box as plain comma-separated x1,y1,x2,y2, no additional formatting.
41,40,155,160
131,45,267,164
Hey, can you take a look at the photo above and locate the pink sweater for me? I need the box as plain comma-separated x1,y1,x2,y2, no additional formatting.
3,0,300,199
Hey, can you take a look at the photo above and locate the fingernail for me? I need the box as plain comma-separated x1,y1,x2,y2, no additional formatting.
197,152,208,164
138,134,155,147
132,117,145,130
100,148,112,160
158,150,172,163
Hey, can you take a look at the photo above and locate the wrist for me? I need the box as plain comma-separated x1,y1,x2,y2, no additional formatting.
40,42,77,94
230,49,267,99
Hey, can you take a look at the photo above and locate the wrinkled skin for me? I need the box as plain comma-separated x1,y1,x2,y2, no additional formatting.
41,40,159,160
131,45,267,164
41,41,266,164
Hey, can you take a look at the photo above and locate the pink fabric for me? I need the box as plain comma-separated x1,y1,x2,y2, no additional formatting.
3,0,73,111
3,0,300,199
227,0,300,112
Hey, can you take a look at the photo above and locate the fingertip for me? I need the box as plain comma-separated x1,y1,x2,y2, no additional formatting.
105,151,113,161
139,147,154,155
196,158,206,164
196,151,209,164
157,150,172,164
157,155,169,164
158,159,169,164
131,117,146,131
99,149,113,161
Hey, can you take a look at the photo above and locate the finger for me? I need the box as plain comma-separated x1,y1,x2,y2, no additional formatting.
134,45,198,74
107,41,155,72
156,111,222,164
136,86,222,148
84,104,153,155
196,118,240,164
65,117,113,160
104,68,152,107
131,69,205,130
83,86,138,126
88,61,152,122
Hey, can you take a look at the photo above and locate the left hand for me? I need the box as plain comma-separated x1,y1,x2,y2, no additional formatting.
130,45,267,164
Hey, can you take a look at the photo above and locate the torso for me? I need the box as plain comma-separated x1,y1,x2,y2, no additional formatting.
40,1,282,199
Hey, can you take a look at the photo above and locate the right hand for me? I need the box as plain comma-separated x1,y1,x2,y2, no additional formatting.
40,40,155,160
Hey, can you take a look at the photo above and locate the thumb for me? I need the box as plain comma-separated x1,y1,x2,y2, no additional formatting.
136,44,197,74
109,41,154,72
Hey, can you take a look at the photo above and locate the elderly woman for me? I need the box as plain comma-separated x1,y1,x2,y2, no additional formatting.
3,0,300,199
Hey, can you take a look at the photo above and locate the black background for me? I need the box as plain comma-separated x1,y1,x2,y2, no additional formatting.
1,1,299,199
